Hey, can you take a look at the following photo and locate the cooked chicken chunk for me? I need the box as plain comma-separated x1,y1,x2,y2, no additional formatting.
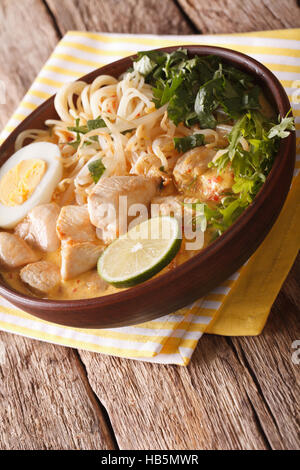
151,194,202,239
151,195,183,219
15,203,60,252
20,261,60,294
88,176,159,243
173,147,216,191
56,205,96,243
0,232,40,269
200,168,234,202
61,241,103,280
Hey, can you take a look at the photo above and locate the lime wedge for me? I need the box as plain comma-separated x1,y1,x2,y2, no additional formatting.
98,216,182,287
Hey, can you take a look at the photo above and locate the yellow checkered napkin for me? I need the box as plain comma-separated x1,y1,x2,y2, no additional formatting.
0,29,299,365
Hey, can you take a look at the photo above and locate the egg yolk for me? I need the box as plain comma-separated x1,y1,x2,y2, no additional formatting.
0,159,47,206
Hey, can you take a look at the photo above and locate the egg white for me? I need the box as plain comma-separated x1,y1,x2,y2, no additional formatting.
0,142,63,229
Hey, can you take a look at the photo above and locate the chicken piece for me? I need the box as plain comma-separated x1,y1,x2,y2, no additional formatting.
56,205,96,243
200,167,234,202
0,232,40,269
173,147,216,191
151,195,204,245
20,261,60,294
61,241,103,280
15,203,60,252
88,176,159,244
151,195,183,219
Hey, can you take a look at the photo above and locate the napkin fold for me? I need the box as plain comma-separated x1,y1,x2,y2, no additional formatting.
0,29,299,365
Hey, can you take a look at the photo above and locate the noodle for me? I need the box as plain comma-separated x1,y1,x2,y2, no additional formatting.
16,70,225,206
3,50,285,302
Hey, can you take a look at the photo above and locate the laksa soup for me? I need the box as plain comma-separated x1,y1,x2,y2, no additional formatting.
0,49,294,300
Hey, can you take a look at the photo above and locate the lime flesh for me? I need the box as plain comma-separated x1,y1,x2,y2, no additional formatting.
97,216,182,287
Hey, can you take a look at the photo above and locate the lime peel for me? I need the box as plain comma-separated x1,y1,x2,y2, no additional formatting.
97,216,182,287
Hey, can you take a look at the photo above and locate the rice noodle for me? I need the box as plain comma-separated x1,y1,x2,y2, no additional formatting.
15,129,51,150
216,124,233,134
16,70,226,203
212,148,228,163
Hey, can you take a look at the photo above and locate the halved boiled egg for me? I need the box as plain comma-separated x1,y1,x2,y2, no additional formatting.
0,142,63,228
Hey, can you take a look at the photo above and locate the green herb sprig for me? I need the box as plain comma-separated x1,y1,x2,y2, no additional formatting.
88,158,106,183
132,49,260,128
174,134,205,153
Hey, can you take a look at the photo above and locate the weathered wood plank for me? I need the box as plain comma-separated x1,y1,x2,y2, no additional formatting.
0,0,299,451
44,0,300,450
78,338,272,450
78,258,300,450
0,0,115,450
45,0,195,35
0,332,116,449
231,257,300,450
0,0,60,130
178,0,300,33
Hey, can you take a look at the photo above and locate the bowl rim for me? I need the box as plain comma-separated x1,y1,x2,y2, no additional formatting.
0,44,295,315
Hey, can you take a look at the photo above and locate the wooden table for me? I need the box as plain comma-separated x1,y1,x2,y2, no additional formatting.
0,0,299,450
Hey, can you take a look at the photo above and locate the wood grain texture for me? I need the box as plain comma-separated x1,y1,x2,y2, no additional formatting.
45,0,195,35
178,0,300,33
0,0,60,130
0,332,115,449
0,0,299,451
78,336,271,450
78,257,300,450
231,259,300,450
0,0,116,450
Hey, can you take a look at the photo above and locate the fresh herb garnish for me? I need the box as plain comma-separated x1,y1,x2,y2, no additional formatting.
194,77,224,128
132,49,259,127
133,55,158,77
268,113,295,139
67,116,106,135
131,50,295,239
87,117,106,131
203,111,295,236
66,117,106,149
174,133,205,153
88,158,106,183
178,110,295,239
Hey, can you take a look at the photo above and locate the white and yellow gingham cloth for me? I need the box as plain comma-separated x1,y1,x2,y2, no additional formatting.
0,29,299,365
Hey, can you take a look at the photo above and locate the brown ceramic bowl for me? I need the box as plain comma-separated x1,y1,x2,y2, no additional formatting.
0,46,296,328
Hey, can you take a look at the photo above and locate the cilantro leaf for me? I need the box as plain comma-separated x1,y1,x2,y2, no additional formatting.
67,116,106,135
87,117,106,131
206,110,295,235
174,133,205,152
194,77,224,128
131,50,262,129
88,159,106,183
133,55,157,76
268,114,295,139
126,51,296,238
